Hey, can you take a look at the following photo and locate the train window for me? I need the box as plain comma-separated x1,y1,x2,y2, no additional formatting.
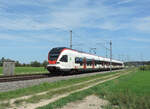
95,60,100,65
107,62,110,65
49,54,59,61
75,57,80,63
96,60,102,65
49,47,65,61
100,61,103,65
102,61,105,66
103,61,107,65
86,59,92,66
75,57,83,65
60,55,68,62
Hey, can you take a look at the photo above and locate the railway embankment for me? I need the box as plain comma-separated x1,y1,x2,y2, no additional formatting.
0,70,121,92
38,68,150,109
0,69,129,109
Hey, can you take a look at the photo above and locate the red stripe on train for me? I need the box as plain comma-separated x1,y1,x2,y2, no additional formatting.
48,60,56,64
92,60,95,69
83,58,86,69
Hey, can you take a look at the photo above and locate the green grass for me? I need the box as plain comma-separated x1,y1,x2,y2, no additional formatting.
37,69,150,109
107,70,150,95
139,65,150,71
0,102,10,109
0,67,48,75
0,70,123,101
97,70,150,109
0,70,125,109
0,67,2,75
14,73,119,105
37,89,95,109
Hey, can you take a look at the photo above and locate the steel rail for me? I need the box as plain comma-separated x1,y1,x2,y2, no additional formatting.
0,73,52,83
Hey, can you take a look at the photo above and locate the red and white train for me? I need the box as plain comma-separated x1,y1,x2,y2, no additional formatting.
47,47,124,74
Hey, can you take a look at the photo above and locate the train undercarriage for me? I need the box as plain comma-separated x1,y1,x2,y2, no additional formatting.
47,66,123,75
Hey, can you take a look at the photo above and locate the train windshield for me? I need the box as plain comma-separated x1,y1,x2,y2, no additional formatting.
49,47,65,61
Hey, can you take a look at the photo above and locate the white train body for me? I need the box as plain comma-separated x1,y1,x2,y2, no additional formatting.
47,47,124,73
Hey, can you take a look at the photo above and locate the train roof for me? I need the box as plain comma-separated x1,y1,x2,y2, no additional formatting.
51,47,123,64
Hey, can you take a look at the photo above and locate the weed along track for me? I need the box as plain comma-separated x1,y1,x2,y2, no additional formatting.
20,73,124,109
0,70,130,109
0,70,124,92
4,72,121,105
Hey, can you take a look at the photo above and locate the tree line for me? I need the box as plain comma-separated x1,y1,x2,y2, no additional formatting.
124,61,150,66
0,57,49,67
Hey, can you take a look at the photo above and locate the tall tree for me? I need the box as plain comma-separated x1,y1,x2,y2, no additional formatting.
42,60,48,68
0,57,5,66
31,61,41,67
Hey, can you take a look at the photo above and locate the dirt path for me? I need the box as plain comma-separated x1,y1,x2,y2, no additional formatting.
61,95,108,109
4,70,131,109
13,73,123,109
4,72,120,105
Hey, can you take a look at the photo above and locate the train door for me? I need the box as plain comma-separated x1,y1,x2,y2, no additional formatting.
68,54,74,69
92,59,95,69
59,55,69,69
83,58,86,69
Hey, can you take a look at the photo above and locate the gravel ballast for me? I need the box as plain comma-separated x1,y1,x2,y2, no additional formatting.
0,71,120,92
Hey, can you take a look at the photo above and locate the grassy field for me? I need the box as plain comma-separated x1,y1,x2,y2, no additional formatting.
0,70,125,109
0,67,2,74
107,70,150,95
38,69,150,109
2,68,147,109
0,71,119,101
0,67,48,75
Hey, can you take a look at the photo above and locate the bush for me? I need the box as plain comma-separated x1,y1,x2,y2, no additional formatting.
30,61,41,67
139,65,150,71
104,91,150,109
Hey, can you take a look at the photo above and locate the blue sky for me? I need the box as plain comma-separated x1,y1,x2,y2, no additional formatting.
0,0,150,63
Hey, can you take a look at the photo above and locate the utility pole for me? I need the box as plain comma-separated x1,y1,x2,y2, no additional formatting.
106,48,108,58
70,30,72,49
105,43,107,58
110,40,112,72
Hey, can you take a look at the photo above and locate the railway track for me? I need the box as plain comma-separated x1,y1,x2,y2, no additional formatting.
0,73,52,83
0,69,124,83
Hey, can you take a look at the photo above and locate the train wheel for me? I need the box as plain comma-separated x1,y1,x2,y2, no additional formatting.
70,70,76,75
49,71,56,75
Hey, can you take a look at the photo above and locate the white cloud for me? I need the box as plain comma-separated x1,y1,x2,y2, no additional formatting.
131,16,150,32
0,0,57,7
0,0,135,31
0,33,36,42
129,37,150,43
0,0,149,34
117,0,135,4
98,22,121,31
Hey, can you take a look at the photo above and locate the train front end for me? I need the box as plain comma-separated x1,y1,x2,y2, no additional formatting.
47,47,65,73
